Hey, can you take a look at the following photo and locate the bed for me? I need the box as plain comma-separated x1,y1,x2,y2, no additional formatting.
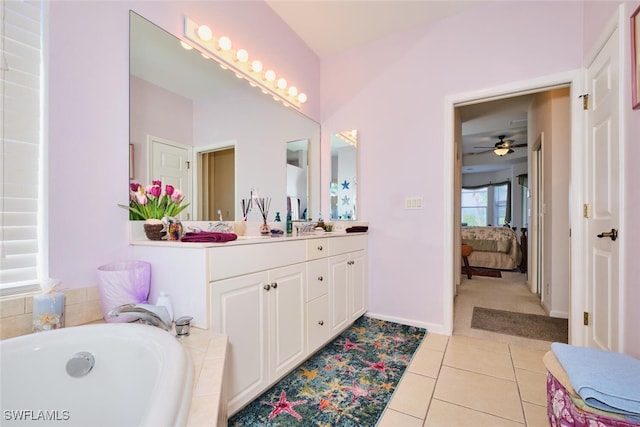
461,226,523,271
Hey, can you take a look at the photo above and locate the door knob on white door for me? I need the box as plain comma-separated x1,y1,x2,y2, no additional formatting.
597,229,618,241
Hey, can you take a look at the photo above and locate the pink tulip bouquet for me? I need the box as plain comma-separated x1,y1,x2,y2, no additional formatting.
125,180,189,220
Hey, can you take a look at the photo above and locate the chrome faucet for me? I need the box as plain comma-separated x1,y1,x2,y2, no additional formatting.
208,221,233,233
108,303,172,331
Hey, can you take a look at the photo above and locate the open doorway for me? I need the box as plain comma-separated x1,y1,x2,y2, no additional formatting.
453,86,571,343
196,147,235,221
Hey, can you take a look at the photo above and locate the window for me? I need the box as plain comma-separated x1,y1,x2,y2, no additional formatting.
462,181,511,227
1,0,45,295
461,187,488,226
494,184,508,225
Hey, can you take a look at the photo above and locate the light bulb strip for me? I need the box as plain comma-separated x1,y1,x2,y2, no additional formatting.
183,17,306,109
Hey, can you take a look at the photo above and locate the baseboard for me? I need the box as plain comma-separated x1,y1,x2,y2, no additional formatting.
365,311,450,335
549,310,569,319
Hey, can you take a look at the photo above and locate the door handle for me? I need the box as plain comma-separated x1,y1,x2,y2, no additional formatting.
597,228,618,241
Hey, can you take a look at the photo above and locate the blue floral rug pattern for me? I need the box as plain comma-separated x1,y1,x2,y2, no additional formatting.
229,316,426,426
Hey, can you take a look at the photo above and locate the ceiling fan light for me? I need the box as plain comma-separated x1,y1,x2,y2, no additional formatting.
494,147,513,156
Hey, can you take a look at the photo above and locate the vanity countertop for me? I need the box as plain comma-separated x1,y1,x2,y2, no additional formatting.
130,233,365,248
129,220,368,248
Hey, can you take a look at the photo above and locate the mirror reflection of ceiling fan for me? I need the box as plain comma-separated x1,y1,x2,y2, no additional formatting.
475,135,527,156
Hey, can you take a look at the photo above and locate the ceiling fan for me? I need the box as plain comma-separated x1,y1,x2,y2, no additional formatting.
475,135,527,156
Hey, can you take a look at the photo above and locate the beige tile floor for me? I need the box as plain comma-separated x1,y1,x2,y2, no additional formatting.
378,272,552,426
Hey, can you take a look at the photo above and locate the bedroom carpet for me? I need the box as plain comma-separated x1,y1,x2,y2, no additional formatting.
471,306,568,343
228,316,426,426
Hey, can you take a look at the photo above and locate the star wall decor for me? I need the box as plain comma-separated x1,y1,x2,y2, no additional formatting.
341,180,350,190
341,195,350,205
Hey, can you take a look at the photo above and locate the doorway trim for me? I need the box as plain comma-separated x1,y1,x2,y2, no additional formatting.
193,140,237,221
443,70,585,344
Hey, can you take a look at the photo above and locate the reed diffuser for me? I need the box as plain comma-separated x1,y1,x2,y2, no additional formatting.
254,197,271,235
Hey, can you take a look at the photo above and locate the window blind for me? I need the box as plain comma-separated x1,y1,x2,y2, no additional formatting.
1,0,43,294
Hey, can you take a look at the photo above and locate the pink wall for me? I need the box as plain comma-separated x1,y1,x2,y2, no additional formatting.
47,1,319,290
129,76,193,182
321,1,584,331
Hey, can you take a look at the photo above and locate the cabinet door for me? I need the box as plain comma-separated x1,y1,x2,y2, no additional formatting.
307,294,330,352
210,272,268,414
349,251,367,320
329,254,349,335
306,258,329,301
268,264,306,380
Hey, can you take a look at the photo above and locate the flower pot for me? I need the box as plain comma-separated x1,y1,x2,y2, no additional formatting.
143,223,165,240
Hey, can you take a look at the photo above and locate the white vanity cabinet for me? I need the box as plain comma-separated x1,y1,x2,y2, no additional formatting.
328,235,368,335
305,258,330,352
130,231,367,418
210,263,306,412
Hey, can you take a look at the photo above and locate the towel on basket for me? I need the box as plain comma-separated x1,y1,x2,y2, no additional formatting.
181,232,237,243
551,342,640,421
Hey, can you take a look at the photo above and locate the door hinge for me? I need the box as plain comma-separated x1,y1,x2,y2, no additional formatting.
579,94,589,110
583,311,589,326
186,161,191,169
583,204,590,218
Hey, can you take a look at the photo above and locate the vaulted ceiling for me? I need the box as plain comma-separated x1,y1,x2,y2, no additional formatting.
266,0,530,173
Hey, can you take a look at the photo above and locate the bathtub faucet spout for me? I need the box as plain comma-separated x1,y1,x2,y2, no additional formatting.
108,303,172,331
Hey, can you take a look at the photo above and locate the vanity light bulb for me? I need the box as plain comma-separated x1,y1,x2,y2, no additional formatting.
265,70,276,82
277,78,287,89
288,86,298,97
197,25,213,41
251,60,263,73
297,93,308,103
236,49,249,62
218,36,232,51
180,41,193,50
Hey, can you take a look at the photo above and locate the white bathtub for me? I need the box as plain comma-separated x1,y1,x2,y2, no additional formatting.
0,323,193,426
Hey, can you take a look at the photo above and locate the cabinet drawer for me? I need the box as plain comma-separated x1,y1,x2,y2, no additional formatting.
306,259,328,302
306,238,328,260
306,294,330,353
328,235,367,256
209,240,306,281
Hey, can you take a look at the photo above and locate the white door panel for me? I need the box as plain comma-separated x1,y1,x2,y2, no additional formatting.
586,28,620,352
149,135,192,220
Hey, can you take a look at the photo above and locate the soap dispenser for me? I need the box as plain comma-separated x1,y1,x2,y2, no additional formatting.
286,211,293,235
155,292,174,322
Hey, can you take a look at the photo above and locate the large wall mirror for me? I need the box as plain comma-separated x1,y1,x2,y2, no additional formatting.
129,11,320,222
330,130,358,220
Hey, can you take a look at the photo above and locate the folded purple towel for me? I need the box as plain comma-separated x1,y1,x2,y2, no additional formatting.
346,226,368,233
181,232,238,243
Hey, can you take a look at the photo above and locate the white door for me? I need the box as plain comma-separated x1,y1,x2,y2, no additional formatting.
149,135,192,219
268,264,306,380
210,272,269,414
329,254,349,335
349,251,367,319
585,27,620,352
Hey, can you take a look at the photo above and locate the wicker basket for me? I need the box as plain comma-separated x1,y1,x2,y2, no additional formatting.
143,223,165,240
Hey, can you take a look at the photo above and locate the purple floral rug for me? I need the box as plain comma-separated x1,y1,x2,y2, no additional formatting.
228,316,426,426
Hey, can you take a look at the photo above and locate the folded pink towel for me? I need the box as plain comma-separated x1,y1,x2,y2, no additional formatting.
181,232,238,243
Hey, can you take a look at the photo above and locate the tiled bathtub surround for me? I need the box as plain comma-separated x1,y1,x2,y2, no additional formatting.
0,286,103,339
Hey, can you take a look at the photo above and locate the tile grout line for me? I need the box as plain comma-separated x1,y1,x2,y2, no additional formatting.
508,343,530,426
420,336,451,426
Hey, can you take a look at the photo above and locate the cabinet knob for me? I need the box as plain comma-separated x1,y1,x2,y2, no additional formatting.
317,245,323,251
317,276,323,282
347,260,355,265
263,284,271,291
318,320,324,326
271,282,278,289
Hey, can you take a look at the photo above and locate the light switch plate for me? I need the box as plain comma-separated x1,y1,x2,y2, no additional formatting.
404,197,424,209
